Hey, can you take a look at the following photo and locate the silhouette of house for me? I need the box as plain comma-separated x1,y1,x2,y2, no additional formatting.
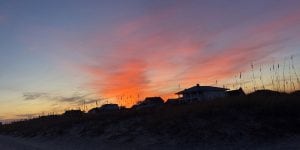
132,97,164,109
63,110,84,116
88,104,119,114
176,84,228,102
226,88,246,97
165,98,181,105
100,104,119,111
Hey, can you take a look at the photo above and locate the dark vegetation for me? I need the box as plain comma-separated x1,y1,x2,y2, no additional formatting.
0,90,300,144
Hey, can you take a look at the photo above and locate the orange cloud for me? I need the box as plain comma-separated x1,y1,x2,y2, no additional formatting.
84,59,150,107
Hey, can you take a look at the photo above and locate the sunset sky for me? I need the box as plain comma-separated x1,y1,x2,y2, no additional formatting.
1,0,300,122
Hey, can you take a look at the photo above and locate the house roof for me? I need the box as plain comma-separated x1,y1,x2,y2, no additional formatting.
226,88,246,96
176,84,229,94
142,97,164,104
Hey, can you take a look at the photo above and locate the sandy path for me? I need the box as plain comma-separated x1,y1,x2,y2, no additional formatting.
0,135,42,150
0,135,112,150
0,134,300,150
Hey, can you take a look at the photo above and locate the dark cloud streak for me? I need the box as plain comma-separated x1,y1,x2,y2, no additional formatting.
22,92,101,105
23,92,49,100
